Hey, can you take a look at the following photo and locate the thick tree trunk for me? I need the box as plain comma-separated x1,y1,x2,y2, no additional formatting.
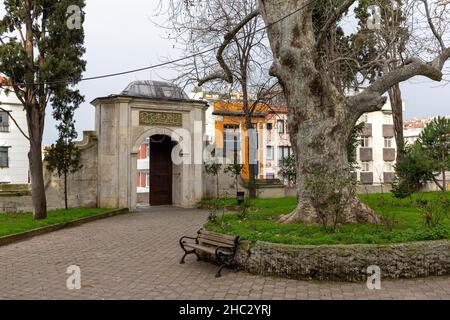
28,117,47,219
242,81,257,199
64,172,68,210
259,0,379,225
388,84,405,162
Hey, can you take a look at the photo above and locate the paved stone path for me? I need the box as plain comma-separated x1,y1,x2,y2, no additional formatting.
0,207,449,300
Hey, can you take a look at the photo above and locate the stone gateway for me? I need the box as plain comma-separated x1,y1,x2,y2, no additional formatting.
91,80,208,210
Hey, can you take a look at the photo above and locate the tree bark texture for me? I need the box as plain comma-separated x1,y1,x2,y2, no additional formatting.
259,0,379,224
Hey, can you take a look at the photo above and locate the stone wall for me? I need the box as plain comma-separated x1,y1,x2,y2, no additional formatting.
203,172,296,199
0,131,99,213
236,240,450,282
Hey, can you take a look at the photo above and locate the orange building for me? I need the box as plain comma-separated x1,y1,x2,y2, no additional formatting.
212,101,269,180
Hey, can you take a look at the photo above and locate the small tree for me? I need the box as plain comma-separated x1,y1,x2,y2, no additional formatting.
392,143,436,198
417,117,450,191
347,122,365,170
303,165,357,233
204,161,223,199
224,163,244,193
0,0,87,219
278,154,296,186
45,136,82,210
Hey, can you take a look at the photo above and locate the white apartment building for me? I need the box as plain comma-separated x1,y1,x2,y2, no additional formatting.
0,89,30,184
356,99,398,186
264,105,291,180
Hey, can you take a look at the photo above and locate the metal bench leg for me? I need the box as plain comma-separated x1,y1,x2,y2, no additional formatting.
215,264,226,278
180,250,195,264
195,252,201,261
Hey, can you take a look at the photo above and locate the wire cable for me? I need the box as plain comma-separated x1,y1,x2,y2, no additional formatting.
0,0,317,87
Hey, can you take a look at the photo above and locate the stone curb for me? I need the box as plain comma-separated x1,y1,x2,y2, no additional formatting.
0,208,129,247
235,239,450,282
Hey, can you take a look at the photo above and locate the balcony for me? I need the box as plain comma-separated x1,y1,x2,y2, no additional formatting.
359,148,373,161
0,124,10,133
360,172,373,185
383,172,395,183
383,124,394,137
361,123,372,137
383,148,396,161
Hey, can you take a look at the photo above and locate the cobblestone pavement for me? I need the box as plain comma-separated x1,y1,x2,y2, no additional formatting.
0,207,449,300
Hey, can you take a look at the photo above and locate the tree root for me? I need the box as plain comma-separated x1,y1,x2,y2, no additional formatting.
278,198,380,225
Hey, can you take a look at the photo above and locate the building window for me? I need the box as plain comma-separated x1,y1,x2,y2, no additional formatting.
224,124,241,162
266,146,274,160
266,173,275,179
361,161,371,172
360,137,371,148
146,173,150,188
384,137,393,148
383,113,393,124
0,111,9,132
277,120,285,134
266,123,273,131
384,161,394,172
278,146,291,165
0,147,9,168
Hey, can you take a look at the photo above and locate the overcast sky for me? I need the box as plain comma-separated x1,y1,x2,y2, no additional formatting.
39,0,450,144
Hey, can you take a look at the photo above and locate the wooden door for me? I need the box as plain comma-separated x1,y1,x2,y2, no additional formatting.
150,135,173,205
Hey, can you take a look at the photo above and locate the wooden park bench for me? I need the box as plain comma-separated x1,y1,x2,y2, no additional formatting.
179,229,240,278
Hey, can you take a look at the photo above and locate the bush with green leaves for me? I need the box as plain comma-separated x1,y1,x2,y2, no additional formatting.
416,196,450,228
278,154,296,185
392,143,436,198
305,166,356,233
417,116,450,192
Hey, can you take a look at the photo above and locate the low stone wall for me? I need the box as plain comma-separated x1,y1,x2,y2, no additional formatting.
236,240,450,282
0,131,98,213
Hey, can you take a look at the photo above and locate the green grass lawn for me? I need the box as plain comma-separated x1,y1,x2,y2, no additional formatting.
0,208,114,238
204,192,450,245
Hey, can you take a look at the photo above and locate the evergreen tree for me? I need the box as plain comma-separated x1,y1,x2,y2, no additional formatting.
0,0,86,219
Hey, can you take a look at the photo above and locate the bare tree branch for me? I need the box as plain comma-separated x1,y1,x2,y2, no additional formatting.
349,47,450,112
198,8,260,86
422,0,446,50
0,104,30,140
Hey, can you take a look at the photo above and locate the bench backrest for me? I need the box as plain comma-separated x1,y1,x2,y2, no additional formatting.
197,229,238,248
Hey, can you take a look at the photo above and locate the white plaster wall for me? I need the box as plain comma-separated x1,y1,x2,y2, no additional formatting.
264,114,290,179
0,92,29,184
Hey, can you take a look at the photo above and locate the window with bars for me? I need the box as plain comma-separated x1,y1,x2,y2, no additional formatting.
360,137,371,147
0,147,9,168
278,146,292,166
383,113,393,124
0,111,9,132
224,124,241,163
384,161,394,172
266,146,274,160
277,120,285,134
384,137,393,148
361,161,371,172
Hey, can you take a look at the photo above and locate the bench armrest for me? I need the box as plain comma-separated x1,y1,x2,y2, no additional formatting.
215,245,235,257
179,236,198,250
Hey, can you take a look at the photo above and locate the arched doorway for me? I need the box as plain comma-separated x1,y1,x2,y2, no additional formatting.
148,134,174,206
132,127,184,210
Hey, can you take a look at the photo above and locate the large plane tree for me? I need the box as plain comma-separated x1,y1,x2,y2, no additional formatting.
0,0,86,219
173,0,450,224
